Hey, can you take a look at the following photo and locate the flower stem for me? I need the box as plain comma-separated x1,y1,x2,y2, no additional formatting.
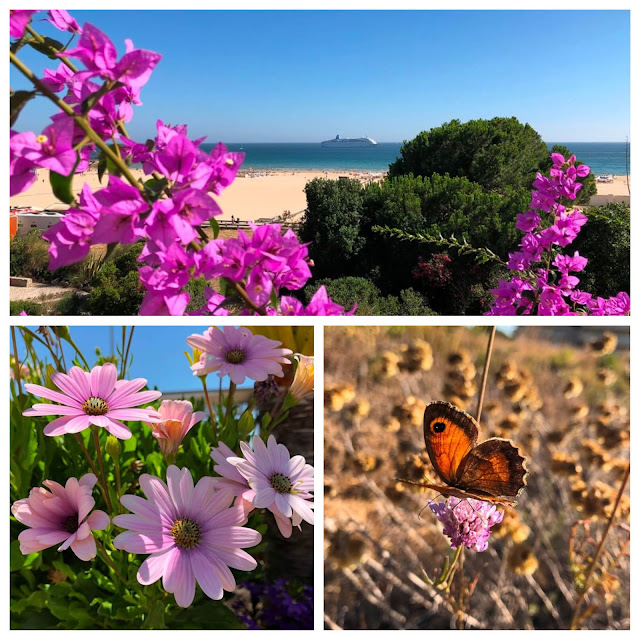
92,426,114,514
226,279,267,315
9,50,146,196
10,327,25,403
569,463,630,630
74,433,109,504
114,458,124,514
199,376,218,447
120,327,135,378
475,326,496,424
224,381,236,430
95,538,126,584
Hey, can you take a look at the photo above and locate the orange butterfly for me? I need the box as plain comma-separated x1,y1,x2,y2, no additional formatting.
401,401,527,507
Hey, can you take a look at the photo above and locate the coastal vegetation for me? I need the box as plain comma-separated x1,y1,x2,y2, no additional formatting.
300,119,628,315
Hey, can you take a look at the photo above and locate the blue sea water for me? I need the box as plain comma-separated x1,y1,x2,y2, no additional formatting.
199,141,630,176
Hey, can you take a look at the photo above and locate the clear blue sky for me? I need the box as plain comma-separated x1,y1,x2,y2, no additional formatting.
13,326,254,392
11,10,630,142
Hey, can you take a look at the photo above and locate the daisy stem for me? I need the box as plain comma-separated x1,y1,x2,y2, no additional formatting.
224,381,236,430
200,377,218,447
74,433,110,505
114,458,124,514
95,538,126,584
10,327,25,402
92,426,114,514
120,327,135,378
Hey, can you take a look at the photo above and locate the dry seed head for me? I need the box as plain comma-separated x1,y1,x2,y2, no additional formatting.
569,403,590,420
596,368,617,386
507,543,539,575
550,452,582,478
589,332,618,356
447,350,471,367
563,378,584,399
327,530,368,570
400,339,434,372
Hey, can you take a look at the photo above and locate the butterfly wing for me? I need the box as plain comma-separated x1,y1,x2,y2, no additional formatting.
423,402,478,486
457,438,527,499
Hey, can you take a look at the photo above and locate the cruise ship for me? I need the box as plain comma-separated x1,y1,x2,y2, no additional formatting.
321,135,377,148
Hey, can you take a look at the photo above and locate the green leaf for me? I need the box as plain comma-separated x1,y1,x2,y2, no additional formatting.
27,36,65,59
143,177,168,202
97,152,108,184
10,90,36,127
142,600,166,630
50,170,75,205
209,218,220,239
10,541,27,571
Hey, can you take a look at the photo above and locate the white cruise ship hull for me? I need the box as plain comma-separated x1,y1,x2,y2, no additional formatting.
321,136,377,148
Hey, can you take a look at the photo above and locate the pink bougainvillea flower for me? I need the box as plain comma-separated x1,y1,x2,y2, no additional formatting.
46,9,81,33
23,363,162,439
10,10,37,38
210,442,256,519
186,326,292,384
113,465,262,607
429,497,503,552
143,399,206,460
11,473,110,560
228,435,314,538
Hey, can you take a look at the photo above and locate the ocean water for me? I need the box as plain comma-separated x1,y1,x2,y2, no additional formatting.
200,141,630,176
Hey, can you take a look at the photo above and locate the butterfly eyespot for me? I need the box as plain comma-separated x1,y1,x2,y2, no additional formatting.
432,421,446,433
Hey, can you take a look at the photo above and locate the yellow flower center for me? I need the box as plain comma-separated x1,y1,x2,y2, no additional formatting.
36,134,48,144
225,349,246,364
269,472,292,494
170,518,201,549
82,396,109,416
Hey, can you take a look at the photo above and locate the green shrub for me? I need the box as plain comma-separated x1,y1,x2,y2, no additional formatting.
572,202,630,297
303,277,435,316
388,117,549,192
10,300,43,316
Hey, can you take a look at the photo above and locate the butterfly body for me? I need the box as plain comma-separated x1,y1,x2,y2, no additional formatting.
406,401,527,506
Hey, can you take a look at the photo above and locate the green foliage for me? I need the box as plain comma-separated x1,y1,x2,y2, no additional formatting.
304,277,435,315
388,117,549,191
11,300,44,316
298,177,365,278
572,202,630,297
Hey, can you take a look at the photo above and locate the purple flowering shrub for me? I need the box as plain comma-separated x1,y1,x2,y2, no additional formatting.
9,10,352,316
10,325,314,628
488,154,630,316
231,579,313,629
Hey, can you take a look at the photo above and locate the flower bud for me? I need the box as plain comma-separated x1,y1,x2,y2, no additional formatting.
105,435,122,459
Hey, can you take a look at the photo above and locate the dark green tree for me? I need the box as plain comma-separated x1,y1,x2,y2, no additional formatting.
298,178,365,278
572,202,630,297
388,117,549,192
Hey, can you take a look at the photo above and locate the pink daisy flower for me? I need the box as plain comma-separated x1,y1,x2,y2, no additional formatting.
210,442,257,519
228,435,314,538
11,473,110,560
112,465,262,608
23,363,162,440
186,326,292,384
143,399,207,460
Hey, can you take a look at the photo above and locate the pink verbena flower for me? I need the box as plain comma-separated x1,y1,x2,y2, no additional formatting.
112,465,262,607
23,362,162,439
11,473,110,560
186,326,292,384
228,435,314,538
143,399,206,460
429,497,503,552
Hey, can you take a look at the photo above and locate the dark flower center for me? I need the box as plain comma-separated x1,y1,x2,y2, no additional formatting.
63,515,79,533
171,518,201,549
269,472,292,494
226,349,246,365
82,396,109,416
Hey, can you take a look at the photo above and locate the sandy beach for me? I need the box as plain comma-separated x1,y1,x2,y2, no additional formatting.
9,167,384,222
10,168,629,220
